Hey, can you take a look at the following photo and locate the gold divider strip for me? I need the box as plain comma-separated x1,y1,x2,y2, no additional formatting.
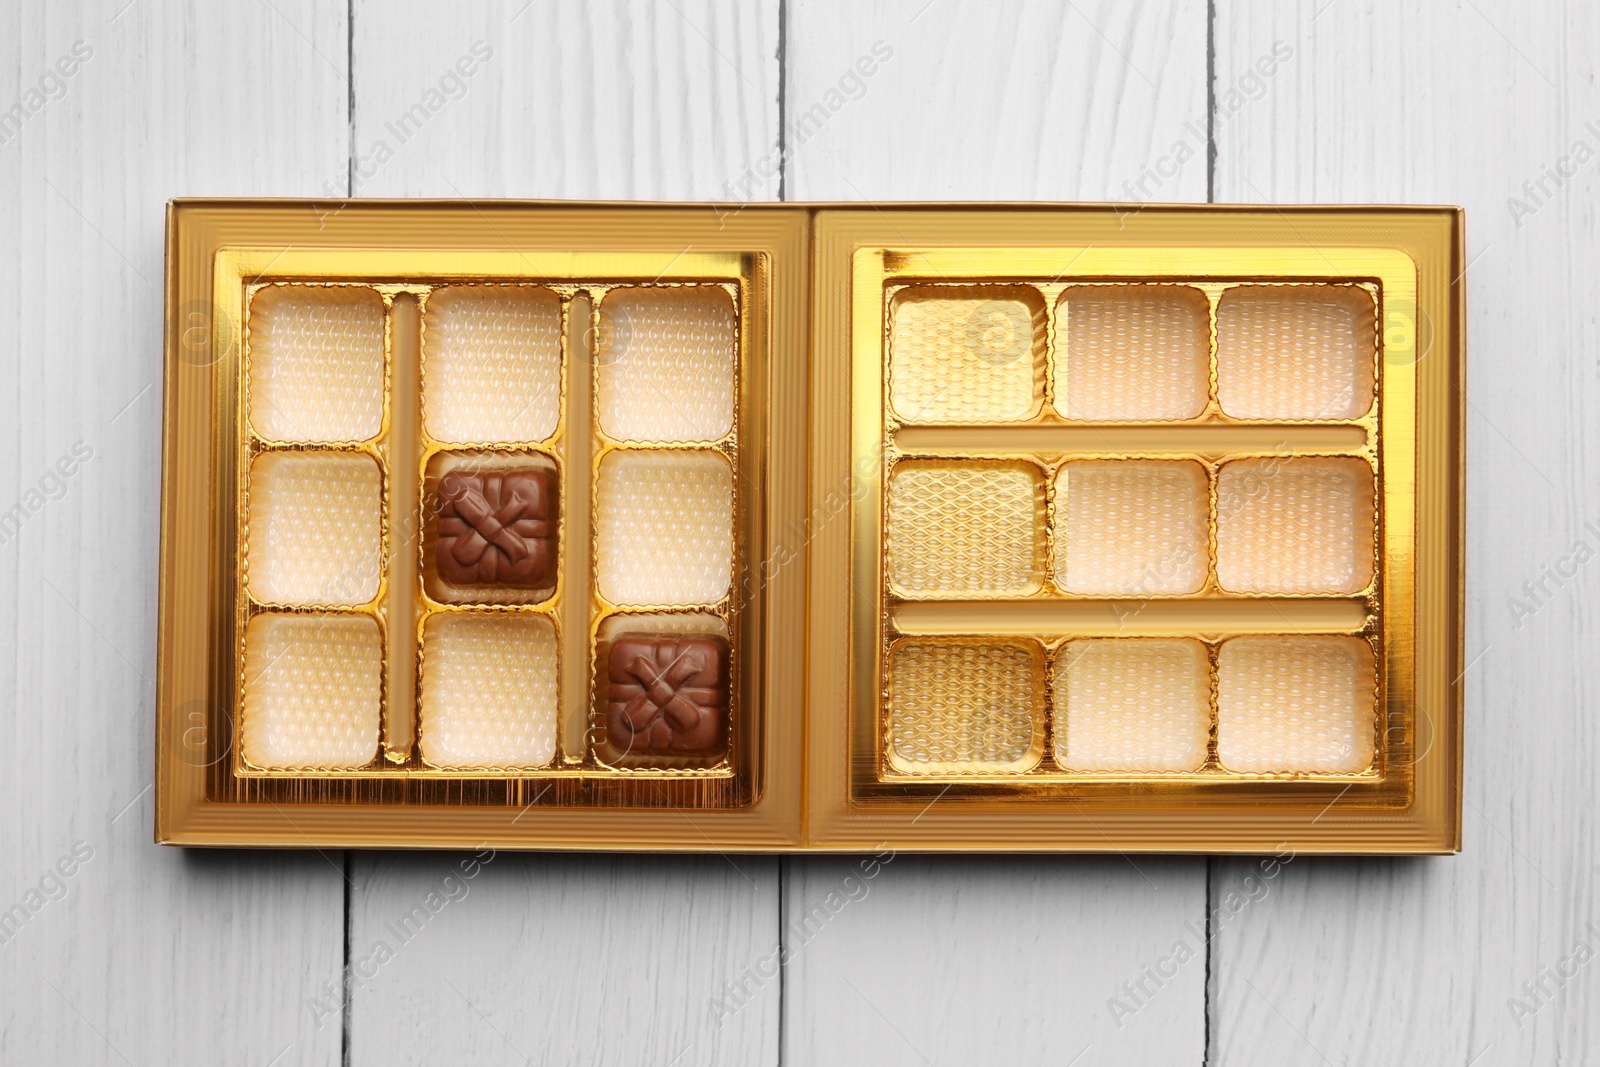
384,292,421,763
560,293,595,766
892,597,1370,637
894,422,1370,455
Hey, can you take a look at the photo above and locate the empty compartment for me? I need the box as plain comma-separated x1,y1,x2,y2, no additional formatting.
597,286,736,443
595,613,731,767
1056,285,1210,421
422,286,562,444
1215,456,1375,595
247,451,382,607
248,285,385,442
422,451,559,606
886,461,1044,597
1216,635,1376,774
887,639,1044,773
1054,459,1209,596
595,449,733,606
419,612,558,769
888,286,1045,424
1053,638,1210,772
241,612,382,770
1215,285,1376,420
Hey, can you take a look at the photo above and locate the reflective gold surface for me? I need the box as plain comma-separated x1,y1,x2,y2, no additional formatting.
158,201,1462,852
809,207,1461,854
159,201,806,848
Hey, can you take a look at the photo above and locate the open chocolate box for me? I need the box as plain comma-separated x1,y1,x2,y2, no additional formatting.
157,202,1463,852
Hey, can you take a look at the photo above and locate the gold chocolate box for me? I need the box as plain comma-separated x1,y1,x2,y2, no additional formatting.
157,201,1463,853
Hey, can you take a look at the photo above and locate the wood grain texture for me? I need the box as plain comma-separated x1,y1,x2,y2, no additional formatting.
784,856,1207,1065
345,2,783,1064
8,1,1584,1062
1211,2,1598,1064
0,1,349,1063
348,853,779,1066
783,0,1210,201
782,2,1209,1063
348,0,779,200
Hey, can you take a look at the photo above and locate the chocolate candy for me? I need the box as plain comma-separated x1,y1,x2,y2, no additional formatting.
436,468,557,588
607,634,728,755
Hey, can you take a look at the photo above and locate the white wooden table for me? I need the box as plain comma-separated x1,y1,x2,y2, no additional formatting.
1,1,1591,1062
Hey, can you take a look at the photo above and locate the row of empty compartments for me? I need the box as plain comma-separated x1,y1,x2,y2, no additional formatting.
888,283,1377,424
245,449,734,609
886,456,1375,597
887,635,1377,775
247,283,736,445
241,611,731,770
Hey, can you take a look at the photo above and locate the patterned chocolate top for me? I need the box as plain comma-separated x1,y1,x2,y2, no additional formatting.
607,634,728,755
436,468,557,588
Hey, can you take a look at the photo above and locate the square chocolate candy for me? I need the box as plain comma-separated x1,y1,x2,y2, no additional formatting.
607,634,729,756
436,468,558,589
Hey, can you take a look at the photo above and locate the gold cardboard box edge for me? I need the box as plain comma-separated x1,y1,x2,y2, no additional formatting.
156,201,1463,854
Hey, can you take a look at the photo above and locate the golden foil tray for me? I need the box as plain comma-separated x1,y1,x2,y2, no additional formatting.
157,201,1463,853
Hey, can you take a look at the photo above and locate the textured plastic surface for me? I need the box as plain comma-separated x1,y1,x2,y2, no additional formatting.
248,285,386,443
1057,285,1210,421
1216,285,1376,420
247,451,382,606
241,613,382,770
1053,639,1211,772
1215,456,1375,594
422,286,562,444
597,286,735,443
419,612,559,769
888,288,1044,423
595,450,733,606
1055,459,1209,595
887,640,1043,771
1216,635,1377,774
886,463,1042,596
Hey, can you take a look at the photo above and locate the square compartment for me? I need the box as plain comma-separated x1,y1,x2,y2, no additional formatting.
886,639,1044,773
422,450,559,607
595,450,733,607
597,286,736,443
241,613,382,770
1052,639,1211,772
422,285,562,444
886,461,1044,597
1215,285,1376,420
1056,284,1210,421
1054,459,1209,595
247,285,386,443
1215,456,1375,595
888,286,1046,424
594,613,731,768
246,451,383,607
1216,635,1377,774
418,612,559,770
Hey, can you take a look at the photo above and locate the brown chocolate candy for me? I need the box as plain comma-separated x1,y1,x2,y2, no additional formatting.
436,468,557,588
607,634,728,755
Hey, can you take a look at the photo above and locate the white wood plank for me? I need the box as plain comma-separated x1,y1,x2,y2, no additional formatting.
348,853,779,1065
782,3,1209,1064
785,855,1209,1066
1211,3,1600,1064
0,1,350,1063
344,3,783,1064
346,0,779,200
784,0,1210,202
